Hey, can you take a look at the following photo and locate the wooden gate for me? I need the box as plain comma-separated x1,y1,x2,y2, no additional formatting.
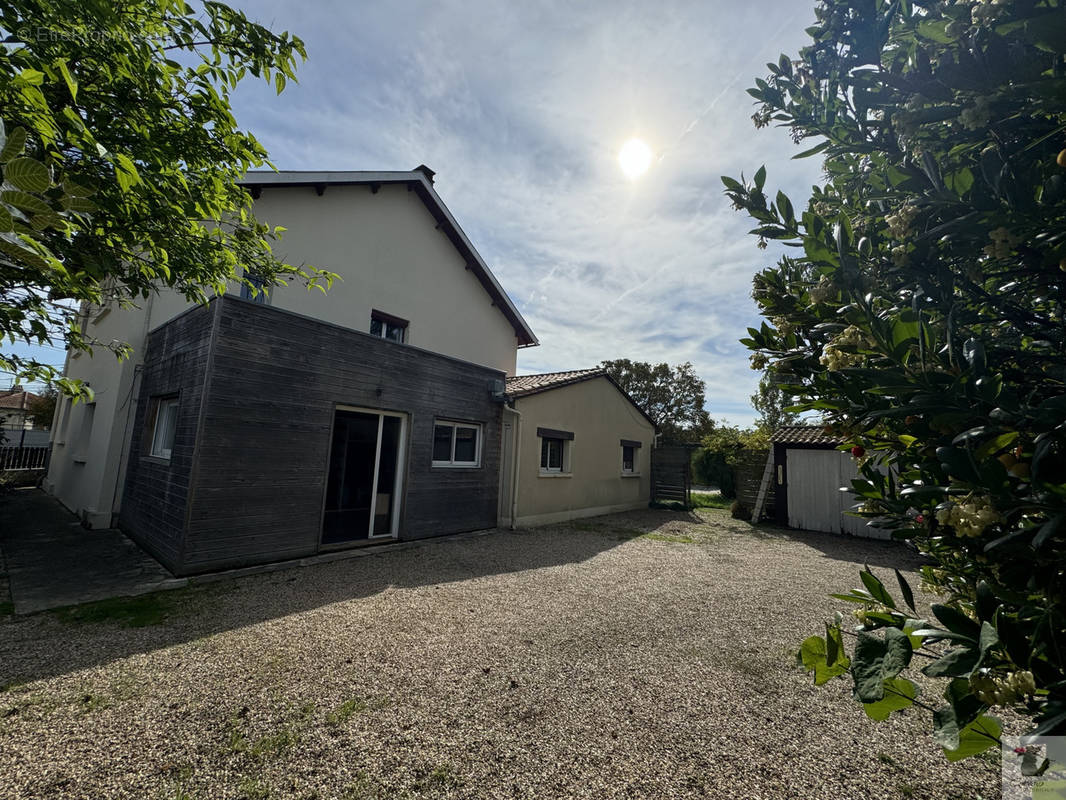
651,446,691,506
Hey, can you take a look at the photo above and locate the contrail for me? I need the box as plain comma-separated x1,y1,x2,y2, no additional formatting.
663,12,799,160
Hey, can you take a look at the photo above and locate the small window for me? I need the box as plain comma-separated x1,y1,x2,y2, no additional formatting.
432,420,481,467
537,427,574,475
620,438,642,475
371,310,408,343
541,437,564,472
150,397,179,459
240,271,268,305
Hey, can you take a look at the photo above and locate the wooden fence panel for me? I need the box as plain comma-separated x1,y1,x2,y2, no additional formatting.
651,446,692,505
734,448,775,519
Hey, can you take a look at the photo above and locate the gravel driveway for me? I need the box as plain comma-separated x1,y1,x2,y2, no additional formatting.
0,508,1002,799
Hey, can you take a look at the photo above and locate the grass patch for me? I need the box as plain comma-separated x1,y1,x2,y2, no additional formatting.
0,678,28,694
412,764,462,792
76,692,110,714
343,771,388,800
326,698,369,726
248,727,299,760
237,776,271,799
227,701,317,763
690,492,731,509
0,601,13,617
228,720,300,761
649,493,730,511
52,592,175,627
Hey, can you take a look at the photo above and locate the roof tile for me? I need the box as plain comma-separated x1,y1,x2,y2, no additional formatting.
770,425,842,446
505,369,606,398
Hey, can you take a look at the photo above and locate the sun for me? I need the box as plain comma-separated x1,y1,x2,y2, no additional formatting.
618,138,653,179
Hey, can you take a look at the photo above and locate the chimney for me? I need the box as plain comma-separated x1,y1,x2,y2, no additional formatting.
414,164,435,184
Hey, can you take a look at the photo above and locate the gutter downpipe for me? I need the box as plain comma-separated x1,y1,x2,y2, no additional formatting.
505,403,521,530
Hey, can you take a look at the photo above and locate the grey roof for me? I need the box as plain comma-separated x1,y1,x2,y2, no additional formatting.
239,169,538,348
771,425,842,446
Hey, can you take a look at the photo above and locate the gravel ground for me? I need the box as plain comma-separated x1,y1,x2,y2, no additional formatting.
0,509,1005,799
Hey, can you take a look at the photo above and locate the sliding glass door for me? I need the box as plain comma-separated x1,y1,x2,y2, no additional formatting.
322,407,406,544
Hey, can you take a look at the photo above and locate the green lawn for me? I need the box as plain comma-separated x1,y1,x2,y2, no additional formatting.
689,492,730,510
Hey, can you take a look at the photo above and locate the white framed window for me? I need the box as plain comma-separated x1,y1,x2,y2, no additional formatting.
541,437,564,472
621,439,642,475
150,397,179,459
432,420,481,467
537,427,573,475
370,310,408,343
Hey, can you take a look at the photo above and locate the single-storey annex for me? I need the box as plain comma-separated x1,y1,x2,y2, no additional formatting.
500,369,657,528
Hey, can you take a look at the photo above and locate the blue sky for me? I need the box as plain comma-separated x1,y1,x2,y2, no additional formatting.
8,1,824,426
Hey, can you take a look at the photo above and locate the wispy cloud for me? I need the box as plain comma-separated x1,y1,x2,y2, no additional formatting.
230,0,824,427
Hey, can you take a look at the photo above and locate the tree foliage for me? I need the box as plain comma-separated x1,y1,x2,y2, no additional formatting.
600,359,711,443
750,373,799,433
0,0,335,395
728,0,1066,748
25,382,54,427
692,423,768,498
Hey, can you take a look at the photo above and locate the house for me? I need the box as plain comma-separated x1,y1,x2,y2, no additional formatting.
771,425,888,539
1,387,38,432
1,387,53,447
42,168,654,575
500,369,657,527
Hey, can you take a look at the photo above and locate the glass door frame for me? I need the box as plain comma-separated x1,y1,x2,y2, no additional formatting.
323,404,407,543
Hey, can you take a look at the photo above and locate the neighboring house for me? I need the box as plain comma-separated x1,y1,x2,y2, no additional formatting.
500,369,656,527
42,167,653,575
771,425,888,539
0,387,38,432
1,388,52,449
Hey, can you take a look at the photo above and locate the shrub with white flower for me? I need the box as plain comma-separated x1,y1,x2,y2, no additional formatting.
728,0,1066,753
935,496,1001,539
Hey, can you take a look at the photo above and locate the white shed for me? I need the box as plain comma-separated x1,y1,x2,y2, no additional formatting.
771,426,890,540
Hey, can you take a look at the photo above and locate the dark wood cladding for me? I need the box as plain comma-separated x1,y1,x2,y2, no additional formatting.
119,302,218,573
120,295,504,576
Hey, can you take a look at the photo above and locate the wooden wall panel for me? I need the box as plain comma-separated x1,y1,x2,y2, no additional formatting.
118,302,217,573
174,296,505,574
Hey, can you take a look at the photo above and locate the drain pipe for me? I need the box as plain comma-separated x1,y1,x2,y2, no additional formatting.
504,404,522,530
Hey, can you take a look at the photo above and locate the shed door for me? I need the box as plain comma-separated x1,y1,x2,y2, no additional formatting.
786,449,889,539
